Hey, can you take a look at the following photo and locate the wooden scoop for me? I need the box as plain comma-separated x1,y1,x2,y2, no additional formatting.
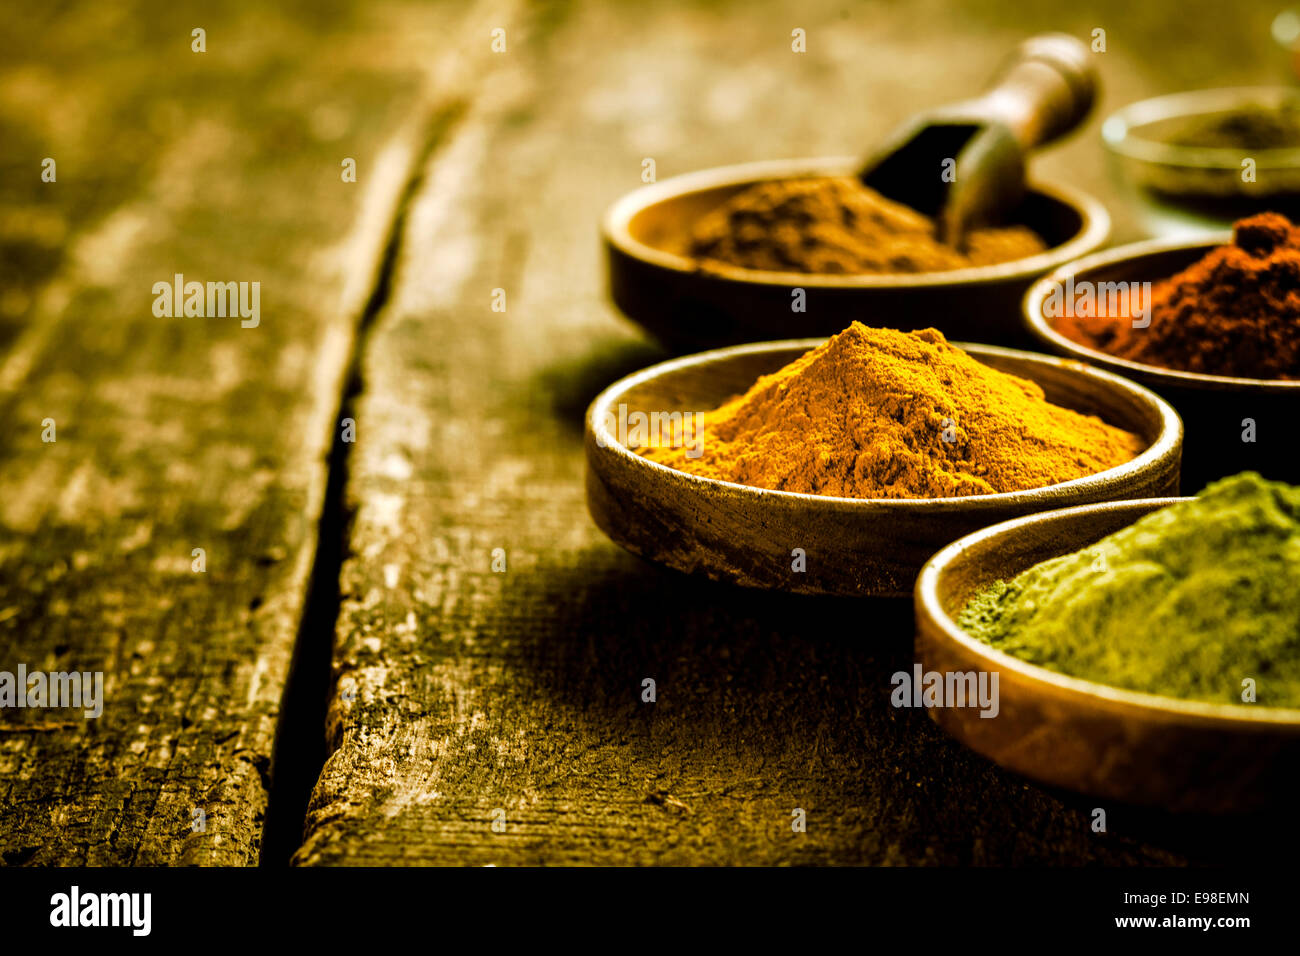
860,33,1097,249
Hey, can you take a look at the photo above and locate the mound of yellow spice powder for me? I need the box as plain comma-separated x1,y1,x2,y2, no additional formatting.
643,324,1144,499
689,177,1047,275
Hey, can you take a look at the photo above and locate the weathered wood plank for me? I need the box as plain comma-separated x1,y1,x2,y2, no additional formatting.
0,0,446,865
295,0,1300,865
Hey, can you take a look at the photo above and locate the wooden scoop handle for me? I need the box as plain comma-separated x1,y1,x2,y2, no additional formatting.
967,33,1097,151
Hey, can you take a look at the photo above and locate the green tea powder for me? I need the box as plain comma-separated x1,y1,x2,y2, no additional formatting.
958,472,1300,707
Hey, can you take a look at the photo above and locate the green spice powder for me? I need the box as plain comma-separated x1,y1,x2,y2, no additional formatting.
957,472,1300,707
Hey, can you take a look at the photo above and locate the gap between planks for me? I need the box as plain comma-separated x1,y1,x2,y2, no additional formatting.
259,100,468,866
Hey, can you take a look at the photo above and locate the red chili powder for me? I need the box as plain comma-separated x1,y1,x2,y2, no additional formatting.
1053,213,1300,380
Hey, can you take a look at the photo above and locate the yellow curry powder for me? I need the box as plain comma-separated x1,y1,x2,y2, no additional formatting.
689,177,1046,275
643,324,1144,499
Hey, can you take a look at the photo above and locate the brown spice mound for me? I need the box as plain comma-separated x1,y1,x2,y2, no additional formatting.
643,323,1143,499
1055,212,1300,380
688,176,1047,275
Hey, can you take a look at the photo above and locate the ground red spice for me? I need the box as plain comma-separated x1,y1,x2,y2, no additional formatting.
1055,213,1300,380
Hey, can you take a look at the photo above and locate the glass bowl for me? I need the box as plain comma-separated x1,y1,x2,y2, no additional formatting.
1102,86,1300,231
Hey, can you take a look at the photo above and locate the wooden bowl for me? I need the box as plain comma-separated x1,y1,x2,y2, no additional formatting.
604,157,1110,352
915,498,1300,812
585,339,1182,597
1023,236,1300,491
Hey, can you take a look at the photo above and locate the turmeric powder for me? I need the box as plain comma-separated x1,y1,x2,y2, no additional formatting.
689,177,1047,275
643,324,1144,499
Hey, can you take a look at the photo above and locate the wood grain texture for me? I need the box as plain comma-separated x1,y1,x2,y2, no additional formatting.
0,0,438,865
295,0,1276,865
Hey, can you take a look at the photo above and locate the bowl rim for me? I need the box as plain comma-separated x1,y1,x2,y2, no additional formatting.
1101,85,1300,170
915,496,1300,726
586,337,1182,509
1023,234,1300,391
601,156,1111,289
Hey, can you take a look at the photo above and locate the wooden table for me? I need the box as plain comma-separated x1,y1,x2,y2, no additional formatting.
1,0,1295,866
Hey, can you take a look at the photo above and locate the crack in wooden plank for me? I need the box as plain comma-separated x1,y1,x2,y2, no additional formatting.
260,99,469,867
0,2,448,865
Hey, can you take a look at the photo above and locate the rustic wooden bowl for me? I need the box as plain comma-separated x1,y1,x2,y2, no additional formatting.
1023,236,1300,491
585,339,1182,597
915,498,1300,812
604,157,1111,352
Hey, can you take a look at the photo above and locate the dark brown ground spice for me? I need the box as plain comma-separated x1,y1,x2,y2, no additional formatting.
688,176,1046,275
1159,105,1300,151
1055,213,1300,380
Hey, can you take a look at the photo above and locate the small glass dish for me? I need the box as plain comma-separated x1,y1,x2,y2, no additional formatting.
1102,87,1300,228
